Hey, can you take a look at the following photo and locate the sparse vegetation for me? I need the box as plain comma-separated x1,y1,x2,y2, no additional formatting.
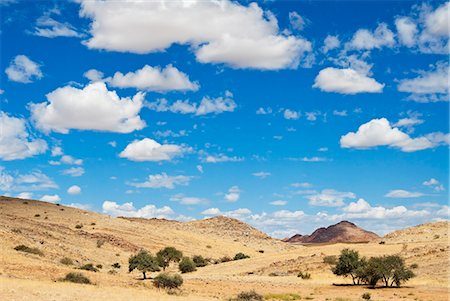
96,239,105,248
153,273,183,289
14,245,43,256
178,256,196,273
75,224,83,229
234,252,250,260
129,250,160,279
192,255,208,267
323,255,337,265
410,263,418,269
96,264,103,269
34,214,40,217
111,262,121,269
220,256,233,263
231,290,264,301
264,293,301,300
156,247,183,270
362,292,371,300
11,228,22,234
60,257,73,265
80,263,99,272
297,271,311,279
61,272,91,284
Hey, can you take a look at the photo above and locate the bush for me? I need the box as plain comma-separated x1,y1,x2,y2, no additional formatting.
264,293,301,301
96,264,103,269
96,239,105,248
79,263,99,272
179,257,196,273
323,255,337,265
34,214,40,217
14,245,43,256
234,252,250,260
362,292,371,300
129,250,160,279
410,263,418,269
297,271,311,279
192,255,208,267
111,262,121,269
220,256,232,263
62,272,91,284
153,273,183,289
156,247,183,270
75,224,83,229
206,245,212,249
60,257,73,265
258,250,264,253
233,290,263,301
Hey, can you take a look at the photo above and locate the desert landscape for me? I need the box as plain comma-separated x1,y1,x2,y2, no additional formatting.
1,196,448,301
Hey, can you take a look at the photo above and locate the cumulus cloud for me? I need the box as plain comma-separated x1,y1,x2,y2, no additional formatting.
224,186,240,202
62,167,85,177
128,173,191,189
102,200,175,218
170,194,208,205
397,61,449,103
40,194,61,203
33,16,82,38
67,185,81,195
307,189,356,207
83,69,104,81
79,0,312,70
256,107,272,115
29,82,146,134
146,95,236,116
270,200,287,206
340,118,449,152
0,167,57,192
423,178,445,192
283,109,300,120
202,153,244,163
313,67,384,94
0,112,47,161
385,189,424,198
395,17,418,47
201,207,252,218
347,23,395,50
289,11,307,31
107,64,199,92
322,35,340,53
5,55,43,83
119,138,187,162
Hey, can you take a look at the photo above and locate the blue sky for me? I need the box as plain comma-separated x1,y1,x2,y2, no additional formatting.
1,0,449,237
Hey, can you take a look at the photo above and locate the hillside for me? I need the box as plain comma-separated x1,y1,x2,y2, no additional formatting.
383,221,450,243
283,221,380,244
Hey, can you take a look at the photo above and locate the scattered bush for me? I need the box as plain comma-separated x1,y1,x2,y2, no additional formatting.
129,250,160,279
96,239,105,248
220,256,232,263
206,245,212,249
60,257,74,265
192,255,208,267
90,222,96,226
62,272,91,284
96,264,103,269
111,262,121,269
11,228,22,234
379,241,385,245
23,201,28,204
153,273,183,289
410,263,418,269
233,290,263,301
108,269,117,275
75,224,83,229
362,292,371,300
157,247,183,270
234,252,250,260
79,263,99,272
323,255,337,265
14,245,43,256
34,214,40,217
179,257,196,273
258,250,264,253
434,235,440,239
297,271,311,279
264,293,301,301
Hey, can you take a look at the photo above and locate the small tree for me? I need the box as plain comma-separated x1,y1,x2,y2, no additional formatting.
333,249,365,284
192,255,208,267
129,250,160,279
179,256,196,273
234,252,250,260
366,255,415,287
156,247,183,271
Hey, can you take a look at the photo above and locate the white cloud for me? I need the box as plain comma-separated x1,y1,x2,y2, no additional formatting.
29,82,146,133
289,11,306,31
79,0,312,70
395,17,418,47
40,194,61,203
313,67,384,94
322,35,340,53
83,69,104,81
273,210,305,219
0,112,48,161
0,167,57,192
418,2,449,54
288,157,328,162
51,146,63,156
307,189,356,207
340,118,449,152
147,95,236,116
291,182,312,188
5,55,43,83
128,173,191,189
119,138,187,162
67,185,81,195
385,189,424,198
270,200,287,206
393,117,424,128
107,64,199,92
66,203,92,210
16,192,33,199
62,167,85,177
203,153,243,163
423,178,445,192
256,107,272,115
102,200,175,218
252,171,271,179
333,110,347,117
283,109,300,120
196,165,204,174
33,16,81,38
397,61,449,103
201,207,252,218
171,194,208,205
224,185,240,202
347,23,395,50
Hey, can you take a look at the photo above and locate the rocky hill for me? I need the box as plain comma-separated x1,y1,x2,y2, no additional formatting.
283,221,380,243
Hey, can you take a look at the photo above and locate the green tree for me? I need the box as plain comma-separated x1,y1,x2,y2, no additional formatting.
332,249,365,284
156,247,183,270
128,250,160,279
366,255,415,287
179,256,196,273
192,255,208,267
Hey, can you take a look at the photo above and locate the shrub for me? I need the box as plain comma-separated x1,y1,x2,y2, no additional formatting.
156,247,183,270
297,271,311,279
264,293,301,301
96,264,103,269
258,250,264,253
234,252,250,260
11,228,22,234
362,292,371,300
192,255,208,267
323,255,337,265
79,263,99,272
179,257,196,273
111,262,121,269
90,222,96,226
410,263,418,269
34,214,40,217
220,256,232,263
14,245,43,256
60,257,74,265
233,290,263,301
108,269,117,275
75,224,83,229
129,250,160,279
206,245,212,249
62,272,91,284
153,273,183,289
96,239,105,248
